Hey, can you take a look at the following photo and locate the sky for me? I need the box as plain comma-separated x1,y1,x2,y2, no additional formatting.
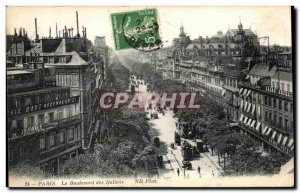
6,6,292,48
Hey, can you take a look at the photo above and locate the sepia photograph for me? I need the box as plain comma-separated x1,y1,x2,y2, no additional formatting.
5,6,295,188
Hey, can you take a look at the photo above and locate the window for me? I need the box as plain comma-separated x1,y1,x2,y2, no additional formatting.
284,101,289,111
58,131,65,144
273,98,277,108
68,127,75,142
279,117,283,128
71,73,79,87
58,110,64,120
264,111,268,121
39,137,45,150
285,119,289,130
287,84,290,92
49,134,55,147
268,97,272,106
281,83,285,91
279,100,282,110
68,107,73,118
49,112,54,122
290,103,293,113
38,114,44,125
27,116,34,129
273,114,277,125
264,96,268,105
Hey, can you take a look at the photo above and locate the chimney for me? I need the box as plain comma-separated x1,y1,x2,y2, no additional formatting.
56,23,58,38
49,27,51,38
19,28,22,37
84,27,87,38
35,18,39,40
14,28,17,36
23,28,25,37
82,25,85,37
76,11,80,37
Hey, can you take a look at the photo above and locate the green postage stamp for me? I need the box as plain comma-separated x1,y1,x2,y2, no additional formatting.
111,9,162,51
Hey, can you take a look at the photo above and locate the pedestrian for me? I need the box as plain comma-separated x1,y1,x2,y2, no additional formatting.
197,166,201,174
212,170,214,176
134,171,137,179
177,168,180,176
183,168,186,177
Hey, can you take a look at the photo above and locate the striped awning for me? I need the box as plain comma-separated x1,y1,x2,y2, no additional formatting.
243,89,248,96
287,139,294,148
282,136,288,146
247,118,252,126
239,88,244,94
277,133,282,144
251,104,256,114
246,103,252,112
255,122,261,132
250,120,256,128
239,114,244,122
240,100,244,109
244,102,248,111
266,128,272,135
262,126,268,135
271,131,277,140
243,116,248,124
245,90,252,98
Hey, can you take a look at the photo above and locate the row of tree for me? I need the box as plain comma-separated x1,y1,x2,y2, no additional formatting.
175,97,289,176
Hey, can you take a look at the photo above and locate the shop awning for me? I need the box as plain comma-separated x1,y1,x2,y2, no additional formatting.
255,122,261,132
245,90,252,98
239,114,244,122
247,103,252,112
243,116,248,124
287,139,294,148
266,128,272,135
243,89,248,96
271,131,277,140
244,102,248,111
277,133,282,144
247,118,252,126
262,126,268,135
282,136,288,146
251,104,256,115
250,120,256,128
239,88,244,94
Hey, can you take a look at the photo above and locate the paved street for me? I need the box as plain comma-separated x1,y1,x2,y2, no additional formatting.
135,83,222,179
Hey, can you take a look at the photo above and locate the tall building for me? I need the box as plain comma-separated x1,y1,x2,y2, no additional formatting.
7,61,81,175
238,53,294,156
7,11,107,174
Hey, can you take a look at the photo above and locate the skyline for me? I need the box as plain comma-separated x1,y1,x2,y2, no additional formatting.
6,6,292,48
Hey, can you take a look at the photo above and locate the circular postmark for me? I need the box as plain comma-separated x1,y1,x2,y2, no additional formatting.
121,11,163,52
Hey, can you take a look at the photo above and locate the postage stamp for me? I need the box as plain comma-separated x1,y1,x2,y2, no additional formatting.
111,9,162,51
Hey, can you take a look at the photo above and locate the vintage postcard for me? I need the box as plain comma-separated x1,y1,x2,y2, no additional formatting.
6,6,294,188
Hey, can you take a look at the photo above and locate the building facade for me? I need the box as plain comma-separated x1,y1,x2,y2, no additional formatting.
161,22,294,157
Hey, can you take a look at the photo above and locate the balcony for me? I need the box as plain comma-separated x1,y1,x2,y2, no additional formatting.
265,86,293,98
8,115,81,141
